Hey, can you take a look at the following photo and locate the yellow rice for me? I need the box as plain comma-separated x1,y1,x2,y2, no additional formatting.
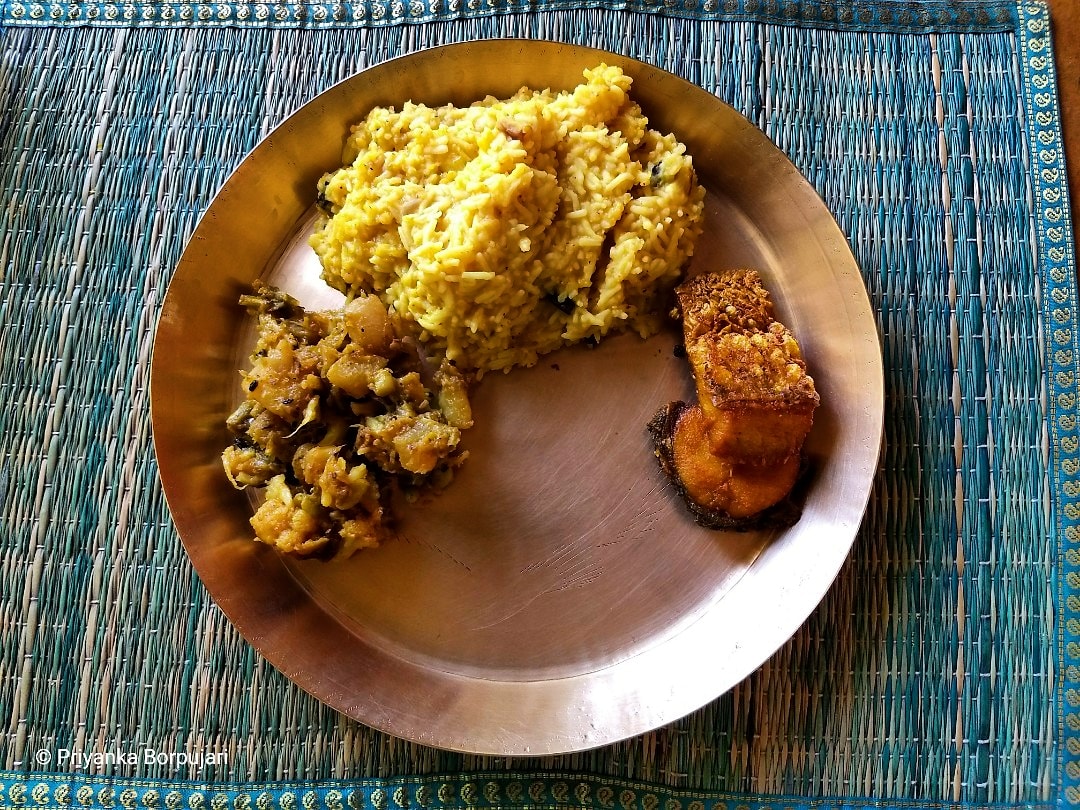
309,64,705,375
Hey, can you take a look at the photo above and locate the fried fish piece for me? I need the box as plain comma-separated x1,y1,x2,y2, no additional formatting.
650,269,819,529
676,269,819,463
648,401,806,530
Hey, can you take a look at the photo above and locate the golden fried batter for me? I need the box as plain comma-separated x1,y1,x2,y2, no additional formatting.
676,270,819,465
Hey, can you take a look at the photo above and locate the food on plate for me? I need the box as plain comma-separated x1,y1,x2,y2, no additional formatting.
225,66,708,559
648,269,819,529
222,282,472,559
309,63,705,375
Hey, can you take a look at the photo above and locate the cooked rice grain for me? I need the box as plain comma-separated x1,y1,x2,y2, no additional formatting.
310,64,705,374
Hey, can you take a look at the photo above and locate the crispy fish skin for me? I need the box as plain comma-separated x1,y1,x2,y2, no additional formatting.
652,269,819,529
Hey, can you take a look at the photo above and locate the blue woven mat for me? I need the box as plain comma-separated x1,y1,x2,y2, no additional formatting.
2,0,1078,808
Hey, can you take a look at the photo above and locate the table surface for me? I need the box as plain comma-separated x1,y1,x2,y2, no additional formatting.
1049,0,1078,256
0,1,1077,801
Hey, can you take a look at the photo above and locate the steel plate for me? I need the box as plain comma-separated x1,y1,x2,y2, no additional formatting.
150,39,884,756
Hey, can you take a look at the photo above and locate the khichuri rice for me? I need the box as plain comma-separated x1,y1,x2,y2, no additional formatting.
309,64,705,374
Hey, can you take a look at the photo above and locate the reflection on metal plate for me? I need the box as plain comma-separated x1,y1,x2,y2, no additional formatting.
151,39,884,756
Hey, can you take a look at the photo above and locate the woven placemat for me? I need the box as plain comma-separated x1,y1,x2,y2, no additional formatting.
1,1,1077,807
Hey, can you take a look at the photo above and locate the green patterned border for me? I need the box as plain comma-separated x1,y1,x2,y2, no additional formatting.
1017,0,1080,806
0,772,1056,810
0,0,1020,30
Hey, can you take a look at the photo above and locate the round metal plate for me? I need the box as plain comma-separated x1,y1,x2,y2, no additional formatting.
151,39,883,756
